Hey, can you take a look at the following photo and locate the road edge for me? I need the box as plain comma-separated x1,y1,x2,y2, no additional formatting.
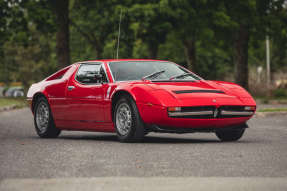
1,177,287,191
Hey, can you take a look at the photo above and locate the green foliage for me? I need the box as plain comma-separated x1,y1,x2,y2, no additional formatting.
273,88,287,98
131,39,149,59
0,0,286,95
258,108,287,112
158,32,185,64
2,22,57,90
128,2,172,58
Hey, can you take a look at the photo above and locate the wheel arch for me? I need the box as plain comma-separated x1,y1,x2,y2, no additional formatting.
32,92,47,113
111,90,136,122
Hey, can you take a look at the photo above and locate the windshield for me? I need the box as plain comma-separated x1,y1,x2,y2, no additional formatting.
108,61,201,82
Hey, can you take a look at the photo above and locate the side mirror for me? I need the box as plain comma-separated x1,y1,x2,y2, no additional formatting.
94,73,103,83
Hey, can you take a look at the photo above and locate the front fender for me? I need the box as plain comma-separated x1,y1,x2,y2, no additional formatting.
210,81,256,106
110,83,178,124
111,83,178,106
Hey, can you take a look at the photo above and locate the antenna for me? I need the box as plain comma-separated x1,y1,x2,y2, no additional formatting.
116,8,122,59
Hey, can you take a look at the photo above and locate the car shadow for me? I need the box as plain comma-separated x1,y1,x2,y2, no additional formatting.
52,133,251,144
29,133,257,144
143,135,221,144
59,134,118,142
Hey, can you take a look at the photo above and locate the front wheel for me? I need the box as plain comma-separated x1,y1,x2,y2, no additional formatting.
34,97,61,138
215,128,245,142
114,96,145,142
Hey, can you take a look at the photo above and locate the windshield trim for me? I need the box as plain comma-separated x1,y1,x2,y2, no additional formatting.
107,61,202,82
151,79,199,82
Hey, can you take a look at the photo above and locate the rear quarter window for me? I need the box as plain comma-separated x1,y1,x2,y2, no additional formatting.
46,66,71,81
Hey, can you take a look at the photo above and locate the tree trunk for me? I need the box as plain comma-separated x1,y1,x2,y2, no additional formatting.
148,42,158,59
51,0,70,67
94,43,103,59
183,39,196,72
234,24,249,90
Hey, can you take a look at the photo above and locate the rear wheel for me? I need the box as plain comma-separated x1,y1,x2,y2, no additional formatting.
34,97,61,138
215,126,246,142
114,96,145,142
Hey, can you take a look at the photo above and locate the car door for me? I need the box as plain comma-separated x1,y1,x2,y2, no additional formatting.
65,63,109,128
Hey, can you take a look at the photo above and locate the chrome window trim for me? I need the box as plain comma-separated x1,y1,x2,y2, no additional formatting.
107,61,202,82
106,61,115,82
74,62,110,85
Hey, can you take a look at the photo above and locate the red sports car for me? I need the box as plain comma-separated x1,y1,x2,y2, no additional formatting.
27,59,256,142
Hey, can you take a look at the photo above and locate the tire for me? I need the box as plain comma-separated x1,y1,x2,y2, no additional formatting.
215,126,245,142
113,96,145,142
33,97,61,138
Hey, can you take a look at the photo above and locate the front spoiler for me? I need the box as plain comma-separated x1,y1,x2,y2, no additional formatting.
147,123,248,134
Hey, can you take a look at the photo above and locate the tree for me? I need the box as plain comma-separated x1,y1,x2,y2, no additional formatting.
70,0,121,59
128,2,171,59
0,0,28,84
1,0,286,96
220,0,286,89
266,0,287,70
161,0,212,73
50,0,70,67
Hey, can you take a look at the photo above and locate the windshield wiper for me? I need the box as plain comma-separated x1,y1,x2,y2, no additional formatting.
169,73,194,80
142,70,165,80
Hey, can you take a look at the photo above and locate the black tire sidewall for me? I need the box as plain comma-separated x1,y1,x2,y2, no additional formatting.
215,128,245,142
33,97,60,138
113,96,144,142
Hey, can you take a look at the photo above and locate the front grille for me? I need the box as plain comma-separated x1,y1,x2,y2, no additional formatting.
168,105,254,119
218,106,254,118
181,106,215,112
220,106,245,111
169,106,215,119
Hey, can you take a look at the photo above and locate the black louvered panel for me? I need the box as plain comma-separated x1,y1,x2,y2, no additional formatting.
173,90,225,94
181,106,215,112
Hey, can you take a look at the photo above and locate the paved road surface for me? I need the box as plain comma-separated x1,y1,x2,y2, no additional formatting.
0,108,286,190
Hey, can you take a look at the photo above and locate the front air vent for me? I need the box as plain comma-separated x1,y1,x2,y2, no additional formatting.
168,106,216,119
220,106,245,111
168,105,254,119
173,90,225,94
181,106,215,112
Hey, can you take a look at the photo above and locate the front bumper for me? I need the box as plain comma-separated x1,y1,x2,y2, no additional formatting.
138,103,255,129
168,107,255,118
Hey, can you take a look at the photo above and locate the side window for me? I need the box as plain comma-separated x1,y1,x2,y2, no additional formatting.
100,66,108,83
46,66,71,81
76,64,108,84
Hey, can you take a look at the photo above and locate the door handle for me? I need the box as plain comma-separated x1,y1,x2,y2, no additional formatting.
67,86,75,91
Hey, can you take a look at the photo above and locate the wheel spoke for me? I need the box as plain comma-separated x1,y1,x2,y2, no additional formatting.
116,102,132,136
36,102,49,133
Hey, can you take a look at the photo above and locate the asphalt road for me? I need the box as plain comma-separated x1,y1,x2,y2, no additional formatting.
0,108,287,190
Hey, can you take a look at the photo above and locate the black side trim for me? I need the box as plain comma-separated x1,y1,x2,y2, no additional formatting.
173,90,225,94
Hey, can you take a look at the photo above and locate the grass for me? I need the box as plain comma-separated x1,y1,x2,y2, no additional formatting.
257,108,287,112
254,96,287,104
0,97,27,109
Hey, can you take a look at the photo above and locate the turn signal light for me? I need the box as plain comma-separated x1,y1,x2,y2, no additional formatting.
245,106,256,111
168,107,181,112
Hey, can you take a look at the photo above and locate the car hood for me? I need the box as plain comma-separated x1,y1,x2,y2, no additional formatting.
144,80,250,106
